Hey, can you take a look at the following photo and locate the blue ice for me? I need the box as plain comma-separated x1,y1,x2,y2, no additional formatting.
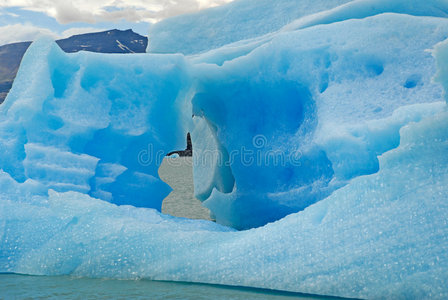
1,0,448,298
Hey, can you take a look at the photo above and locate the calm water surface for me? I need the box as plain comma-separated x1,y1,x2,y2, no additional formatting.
0,274,333,299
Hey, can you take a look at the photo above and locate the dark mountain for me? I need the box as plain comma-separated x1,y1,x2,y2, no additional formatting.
0,29,148,103
0,41,32,103
56,29,147,53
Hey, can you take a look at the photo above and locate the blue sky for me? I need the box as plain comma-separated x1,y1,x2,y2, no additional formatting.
0,0,233,45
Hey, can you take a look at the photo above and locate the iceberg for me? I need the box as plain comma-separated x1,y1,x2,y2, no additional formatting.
1,0,448,298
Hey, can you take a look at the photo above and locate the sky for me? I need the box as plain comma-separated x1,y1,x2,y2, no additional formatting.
0,0,234,45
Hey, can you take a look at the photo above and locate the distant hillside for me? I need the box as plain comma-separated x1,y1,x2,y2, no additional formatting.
56,29,147,53
0,41,31,103
0,29,148,103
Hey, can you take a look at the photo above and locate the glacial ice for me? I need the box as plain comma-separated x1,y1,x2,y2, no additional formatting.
149,0,448,55
191,13,448,229
1,106,447,299
1,0,448,298
148,0,352,54
0,38,192,210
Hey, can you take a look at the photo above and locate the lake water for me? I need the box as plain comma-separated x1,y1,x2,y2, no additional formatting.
0,274,333,299
0,157,339,299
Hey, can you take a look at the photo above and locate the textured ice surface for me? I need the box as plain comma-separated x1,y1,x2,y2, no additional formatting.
148,0,351,54
148,0,448,55
1,9,447,230
1,0,448,298
1,105,447,299
191,13,448,228
0,38,192,210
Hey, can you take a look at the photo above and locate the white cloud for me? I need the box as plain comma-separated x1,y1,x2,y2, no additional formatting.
0,0,234,24
0,10,19,17
0,23,58,46
0,23,130,46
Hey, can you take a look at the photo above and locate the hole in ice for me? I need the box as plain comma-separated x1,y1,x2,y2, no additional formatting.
159,133,214,221
46,115,64,130
319,73,329,93
404,74,421,89
365,59,384,77
373,106,383,113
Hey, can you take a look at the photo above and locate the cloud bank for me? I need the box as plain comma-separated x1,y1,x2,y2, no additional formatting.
0,0,234,24
0,23,111,46
0,23,58,45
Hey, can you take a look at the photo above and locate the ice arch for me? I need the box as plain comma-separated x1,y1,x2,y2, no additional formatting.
190,80,331,229
0,38,332,230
